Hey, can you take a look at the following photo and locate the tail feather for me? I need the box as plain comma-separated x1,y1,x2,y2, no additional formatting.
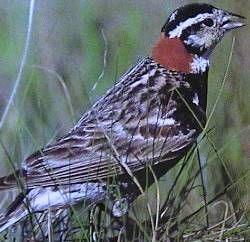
0,192,28,233
0,170,26,232
0,208,28,233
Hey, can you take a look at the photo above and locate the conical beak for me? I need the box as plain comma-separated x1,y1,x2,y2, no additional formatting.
222,12,246,31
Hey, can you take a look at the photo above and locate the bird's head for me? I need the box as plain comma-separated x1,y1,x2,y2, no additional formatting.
152,3,245,73
163,3,245,56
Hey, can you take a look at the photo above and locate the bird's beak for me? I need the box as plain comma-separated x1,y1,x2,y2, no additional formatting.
222,12,246,31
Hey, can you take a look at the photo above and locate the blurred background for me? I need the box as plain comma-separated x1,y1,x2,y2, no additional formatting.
0,0,249,240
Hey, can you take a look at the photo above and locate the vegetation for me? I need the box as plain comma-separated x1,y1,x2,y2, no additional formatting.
0,0,249,241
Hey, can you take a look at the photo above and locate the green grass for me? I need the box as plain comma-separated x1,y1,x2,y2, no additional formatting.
0,0,249,241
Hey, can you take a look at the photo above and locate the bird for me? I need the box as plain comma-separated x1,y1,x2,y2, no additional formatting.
0,3,245,233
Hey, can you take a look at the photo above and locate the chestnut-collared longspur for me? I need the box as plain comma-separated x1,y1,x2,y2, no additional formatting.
0,3,245,232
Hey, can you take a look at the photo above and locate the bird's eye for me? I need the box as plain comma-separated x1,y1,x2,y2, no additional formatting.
203,18,214,27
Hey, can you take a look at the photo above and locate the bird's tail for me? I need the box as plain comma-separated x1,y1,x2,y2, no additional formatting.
0,193,28,233
0,209,27,233
0,171,29,233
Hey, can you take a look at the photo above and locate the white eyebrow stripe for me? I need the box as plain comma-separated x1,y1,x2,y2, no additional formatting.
168,13,212,38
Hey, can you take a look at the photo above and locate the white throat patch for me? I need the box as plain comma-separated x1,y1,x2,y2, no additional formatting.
190,55,209,73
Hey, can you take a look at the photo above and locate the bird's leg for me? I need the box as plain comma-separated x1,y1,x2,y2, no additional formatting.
108,212,139,242
89,203,107,241
96,203,105,239
89,205,96,242
108,195,142,241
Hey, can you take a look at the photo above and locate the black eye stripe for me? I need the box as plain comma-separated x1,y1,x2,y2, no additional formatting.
162,3,217,34
202,18,214,27
192,23,201,31
163,3,215,32
182,19,213,35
